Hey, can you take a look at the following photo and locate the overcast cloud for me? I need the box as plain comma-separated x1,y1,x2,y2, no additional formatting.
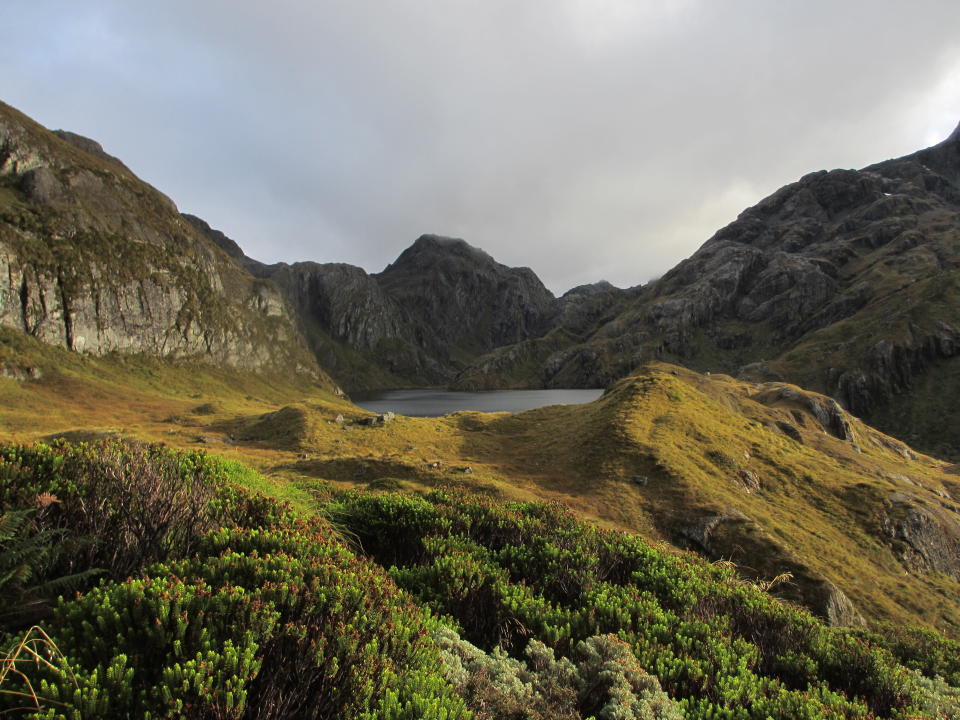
2,1,959,293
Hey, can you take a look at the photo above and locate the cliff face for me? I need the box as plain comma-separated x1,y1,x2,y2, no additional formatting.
258,260,452,386
0,101,329,384
269,262,408,352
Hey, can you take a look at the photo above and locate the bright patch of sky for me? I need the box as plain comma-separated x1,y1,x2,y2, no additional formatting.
918,55,960,147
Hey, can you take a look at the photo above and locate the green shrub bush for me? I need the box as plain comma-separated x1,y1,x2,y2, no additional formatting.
850,624,960,687
0,441,470,720
331,490,944,720
2,443,957,719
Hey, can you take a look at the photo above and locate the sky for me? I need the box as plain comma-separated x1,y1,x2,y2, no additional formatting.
2,1,959,294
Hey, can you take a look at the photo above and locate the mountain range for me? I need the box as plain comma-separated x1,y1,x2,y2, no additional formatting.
187,118,960,462
55,104,957,461
454,122,960,460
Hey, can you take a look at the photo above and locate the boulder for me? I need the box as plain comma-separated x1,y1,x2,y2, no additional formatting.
808,580,866,627
882,501,960,578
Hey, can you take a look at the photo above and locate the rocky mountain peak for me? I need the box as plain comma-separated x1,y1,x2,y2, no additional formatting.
382,234,496,273
414,233,476,249
561,280,617,299
367,235,560,367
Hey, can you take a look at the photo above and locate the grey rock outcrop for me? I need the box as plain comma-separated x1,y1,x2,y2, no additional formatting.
808,581,866,627
753,385,860,448
882,497,960,578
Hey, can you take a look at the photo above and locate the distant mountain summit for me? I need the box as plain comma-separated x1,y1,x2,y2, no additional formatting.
236,233,560,387
385,233,495,265
377,234,557,359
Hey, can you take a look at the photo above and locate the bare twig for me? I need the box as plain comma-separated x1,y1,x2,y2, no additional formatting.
0,626,75,711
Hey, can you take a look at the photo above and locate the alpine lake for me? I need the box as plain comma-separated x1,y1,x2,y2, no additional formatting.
351,388,604,417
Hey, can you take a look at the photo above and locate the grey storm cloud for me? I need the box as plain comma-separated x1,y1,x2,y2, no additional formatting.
3,0,960,293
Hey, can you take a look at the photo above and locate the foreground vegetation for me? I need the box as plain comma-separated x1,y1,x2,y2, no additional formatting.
0,440,958,718
0,440,469,718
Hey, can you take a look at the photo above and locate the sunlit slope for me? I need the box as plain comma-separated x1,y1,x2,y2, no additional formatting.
2,330,958,634
383,362,960,632
522,363,960,632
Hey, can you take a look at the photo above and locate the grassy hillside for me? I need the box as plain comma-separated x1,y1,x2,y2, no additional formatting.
2,329,959,640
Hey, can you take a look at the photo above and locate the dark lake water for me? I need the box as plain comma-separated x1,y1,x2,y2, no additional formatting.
351,388,604,417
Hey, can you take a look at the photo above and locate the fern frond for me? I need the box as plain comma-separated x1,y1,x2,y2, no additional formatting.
0,510,32,543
